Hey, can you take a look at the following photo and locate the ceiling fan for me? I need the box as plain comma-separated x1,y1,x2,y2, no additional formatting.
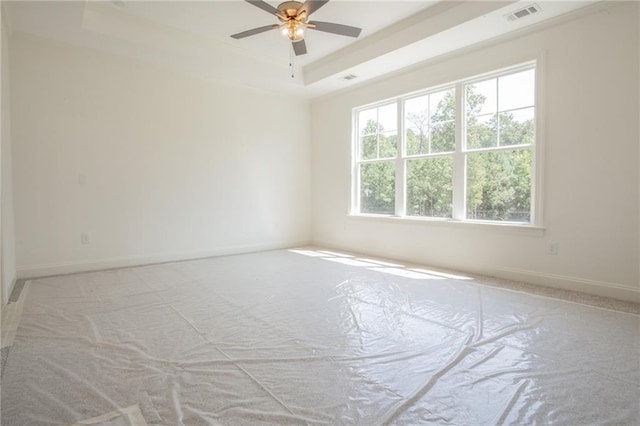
230,0,362,56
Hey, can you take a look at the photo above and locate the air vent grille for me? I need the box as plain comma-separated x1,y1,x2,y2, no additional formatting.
505,4,541,21
340,74,358,82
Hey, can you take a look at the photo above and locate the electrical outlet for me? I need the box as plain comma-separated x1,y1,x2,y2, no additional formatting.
547,241,558,255
81,232,91,245
78,174,87,186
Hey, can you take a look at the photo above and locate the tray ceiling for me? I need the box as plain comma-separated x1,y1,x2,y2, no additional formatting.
3,1,598,98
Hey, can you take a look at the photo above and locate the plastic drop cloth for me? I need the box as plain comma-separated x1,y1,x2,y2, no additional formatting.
1,249,638,425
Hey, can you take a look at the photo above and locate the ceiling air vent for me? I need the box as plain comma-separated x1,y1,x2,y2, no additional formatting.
340,74,358,82
505,4,542,21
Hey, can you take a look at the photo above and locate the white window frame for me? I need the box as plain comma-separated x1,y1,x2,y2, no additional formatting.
351,60,543,230
352,100,399,216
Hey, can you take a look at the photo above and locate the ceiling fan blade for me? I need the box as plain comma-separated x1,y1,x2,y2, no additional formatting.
231,24,278,39
308,21,361,38
245,0,280,16
298,0,329,17
292,39,307,56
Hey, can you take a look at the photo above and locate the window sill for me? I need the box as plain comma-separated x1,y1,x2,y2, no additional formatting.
346,214,545,237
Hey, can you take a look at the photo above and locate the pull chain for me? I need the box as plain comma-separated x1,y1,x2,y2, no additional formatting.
289,44,295,79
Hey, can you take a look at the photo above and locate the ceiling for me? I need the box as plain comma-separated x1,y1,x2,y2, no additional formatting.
4,1,598,98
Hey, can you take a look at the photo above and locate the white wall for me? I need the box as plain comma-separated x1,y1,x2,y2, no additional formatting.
11,34,311,277
311,3,640,302
1,6,16,304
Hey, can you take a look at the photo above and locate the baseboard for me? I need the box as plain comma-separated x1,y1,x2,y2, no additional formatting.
17,240,639,304
2,276,16,306
492,266,640,303
16,240,311,279
311,240,640,304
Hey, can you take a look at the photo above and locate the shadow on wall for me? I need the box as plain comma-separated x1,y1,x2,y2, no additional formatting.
289,249,473,281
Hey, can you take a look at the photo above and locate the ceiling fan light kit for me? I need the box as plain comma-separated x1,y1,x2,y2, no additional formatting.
280,21,307,42
231,0,362,56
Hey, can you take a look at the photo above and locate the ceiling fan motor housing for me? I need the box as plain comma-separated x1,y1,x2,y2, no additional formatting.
278,1,305,18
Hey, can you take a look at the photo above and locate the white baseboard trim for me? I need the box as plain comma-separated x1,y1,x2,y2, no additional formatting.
16,240,311,279
3,275,17,305
492,266,640,303
17,240,639,304
311,240,639,303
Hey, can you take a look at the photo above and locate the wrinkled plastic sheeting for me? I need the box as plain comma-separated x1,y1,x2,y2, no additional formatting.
1,249,638,425
72,405,147,425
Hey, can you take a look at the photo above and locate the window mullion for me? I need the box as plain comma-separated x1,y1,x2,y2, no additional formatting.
427,95,432,155
496,78,501,147
395,99,405,217
376,109,380,159
452,83,465,221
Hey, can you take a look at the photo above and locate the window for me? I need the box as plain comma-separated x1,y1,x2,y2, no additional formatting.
357,103,397,214
405,87,456,218
353,64,537,225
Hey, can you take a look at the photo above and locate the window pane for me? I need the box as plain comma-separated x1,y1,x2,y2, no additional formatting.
405,96,429,156
360,134,377,160
405,89,455,156
378,103,397,132
467,114,497,149
405,95,428,118
379,131,397,158
467,79,496,117
358,109,377,135
430,88,455,122
359,104,397,160
498,69,535,111
430,88,455,153
431,120,455,153
406,126,426,156
406,128,428,156
360,162,395,214
466,149,532,222
406,156,453,218
499,107,534,146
